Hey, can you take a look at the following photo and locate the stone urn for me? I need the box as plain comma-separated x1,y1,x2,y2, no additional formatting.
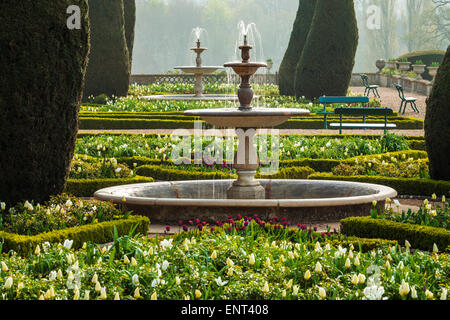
386,60,396,70
412,63,426,80
266,59,273,73
427,66,439,83
376,59,386,73
397,61,411,77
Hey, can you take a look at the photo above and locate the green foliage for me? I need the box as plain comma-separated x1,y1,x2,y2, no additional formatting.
341,216,450,252
294,0,358,99
309,173,450,197
64,176,154,197
83,0,131,100
0,0,90,205
279,0,317,96
382,198,449,230
136,165,236,181
0,215,150,256
425,45,450,180
0,194,122,236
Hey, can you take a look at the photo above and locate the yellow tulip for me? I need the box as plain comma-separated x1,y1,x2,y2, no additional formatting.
318,287,326,299
151,291,157,300
262,282,269,294
226,258,234,268
211,250,217,260
285,279,293,289
358,273,366,284
95,281,102,293
134,287,141,299
345,258,351,269
315,262,322,273
195,289,202,299
248,253,255,266
304,270,311,281
351,274,359,285
100,287,107,300
114,292,120,300
1,261,8,272
399,280,410,297
425,289,434,300
4,277,13,290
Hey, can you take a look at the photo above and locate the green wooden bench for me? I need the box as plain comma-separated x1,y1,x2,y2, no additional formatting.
330,107,397,134
318,96,370,129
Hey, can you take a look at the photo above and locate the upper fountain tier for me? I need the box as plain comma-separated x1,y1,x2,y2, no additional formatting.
174,39,223,74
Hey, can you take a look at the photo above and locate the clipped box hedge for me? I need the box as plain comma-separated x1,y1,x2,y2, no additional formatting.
136,165,237,181
65,176,154,197
78,115,424,130
341,216,450,252
308,173,450,197
0,215,150,256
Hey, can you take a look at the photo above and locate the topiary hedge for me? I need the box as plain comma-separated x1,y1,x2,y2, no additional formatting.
0,215,150,256
425,45,450,181
341,216,450,252
308,173,450,197
83,0,131,100
65,176,155,197
0,0,90,205
294,0,358,99
279,0,317,96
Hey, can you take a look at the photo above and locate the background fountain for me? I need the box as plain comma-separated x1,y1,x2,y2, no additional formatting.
145,27,237,102
95,25,397,224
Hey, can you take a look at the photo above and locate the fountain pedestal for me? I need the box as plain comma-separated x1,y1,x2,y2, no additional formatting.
227,128,265,199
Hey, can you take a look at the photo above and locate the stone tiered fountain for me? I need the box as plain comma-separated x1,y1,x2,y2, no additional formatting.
95,33,397,225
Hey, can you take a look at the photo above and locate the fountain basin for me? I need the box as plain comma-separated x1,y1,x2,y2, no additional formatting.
174,66,223,74
143,94,238,101
184,108,309,128
94,179,397,224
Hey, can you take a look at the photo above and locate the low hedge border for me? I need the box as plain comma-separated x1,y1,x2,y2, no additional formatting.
136,165,237,181
0,215,151,256
340,216,450,252
64,176,155,197
78,116,423,130
308,173,450,197
344,150,428,163
77,132,425,142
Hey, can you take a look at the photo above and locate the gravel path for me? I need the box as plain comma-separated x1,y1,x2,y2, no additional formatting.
78,86,427,138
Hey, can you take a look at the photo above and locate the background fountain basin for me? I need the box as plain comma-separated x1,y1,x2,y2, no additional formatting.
174,66,224,74
94,180,397,225
143,94,238,101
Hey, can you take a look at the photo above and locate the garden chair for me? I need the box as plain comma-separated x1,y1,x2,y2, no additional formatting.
360,74,380,98
393,83,419,115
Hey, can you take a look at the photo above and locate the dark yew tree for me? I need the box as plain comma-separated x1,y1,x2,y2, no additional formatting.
294,0,359,99
82,0,132,100
425,45,450,180
278,0,317,96
0,0,90,205
123,0,136,75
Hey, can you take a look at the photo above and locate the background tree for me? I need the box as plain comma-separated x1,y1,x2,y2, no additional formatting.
83,0,131,100
124,0,137,75
278,0,317,96
425,45,450,180
294,0,359,99
0,0,90,205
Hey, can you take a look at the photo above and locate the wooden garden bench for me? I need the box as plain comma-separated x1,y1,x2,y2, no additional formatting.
393,83,419,114
318,96,370,129
330,107,397,134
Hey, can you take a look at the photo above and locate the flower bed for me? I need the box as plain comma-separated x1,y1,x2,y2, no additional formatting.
0,217,447,300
